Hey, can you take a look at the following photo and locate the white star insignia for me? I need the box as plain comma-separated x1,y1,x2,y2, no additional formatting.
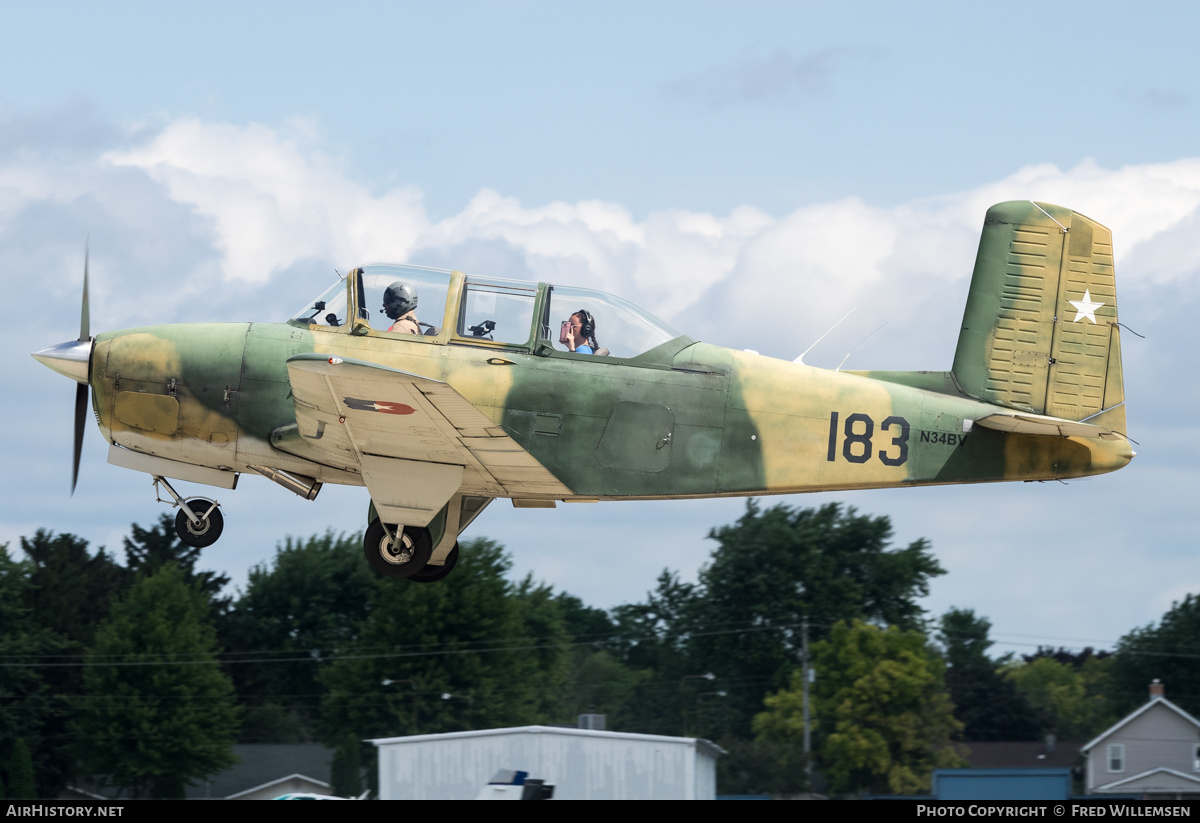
1068,289,1104,324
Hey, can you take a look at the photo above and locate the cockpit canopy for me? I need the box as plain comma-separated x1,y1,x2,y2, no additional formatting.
290,264,685,360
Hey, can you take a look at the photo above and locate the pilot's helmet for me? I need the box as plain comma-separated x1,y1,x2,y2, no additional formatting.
383,281,418,319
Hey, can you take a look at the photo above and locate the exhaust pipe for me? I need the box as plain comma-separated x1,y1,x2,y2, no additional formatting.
246,465,323,500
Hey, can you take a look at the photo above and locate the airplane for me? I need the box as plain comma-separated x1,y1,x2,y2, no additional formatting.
32,201,1134,582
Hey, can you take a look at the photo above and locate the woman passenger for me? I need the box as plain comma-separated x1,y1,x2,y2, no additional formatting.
563,310,599,354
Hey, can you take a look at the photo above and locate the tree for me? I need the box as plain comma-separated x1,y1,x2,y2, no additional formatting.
649,501,945,738
756,620,965,795
5,536,102,797
330,733,363,798
0,546,55,797
20,530,127,649
1005,655,1117,741
1109,594,1200,717
5,740,35,799
221,532,374,741
72,566,239,798
937,608,1042,741
123,515,231,615
318,538,569,742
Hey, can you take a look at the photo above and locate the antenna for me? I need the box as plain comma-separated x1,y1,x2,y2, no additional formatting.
794,307,856,365
836,322,888,372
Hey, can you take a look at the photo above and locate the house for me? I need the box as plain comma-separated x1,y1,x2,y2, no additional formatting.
1081,679,1200,798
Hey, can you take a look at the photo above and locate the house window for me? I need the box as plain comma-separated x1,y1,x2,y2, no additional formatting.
1107,743,1124,773
1193,743,1200,772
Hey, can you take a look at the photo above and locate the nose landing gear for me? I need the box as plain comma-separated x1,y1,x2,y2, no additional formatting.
153,476,225,548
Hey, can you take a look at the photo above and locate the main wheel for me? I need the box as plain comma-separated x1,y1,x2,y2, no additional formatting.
364,520,432,579
408,543,460,584
175,501,224,548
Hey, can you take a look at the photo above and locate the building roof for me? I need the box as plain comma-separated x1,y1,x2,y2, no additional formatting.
964,741,1082,770
184,744,335,800
1094,767,1200,794
369,724,726,758
1081,696,1200,753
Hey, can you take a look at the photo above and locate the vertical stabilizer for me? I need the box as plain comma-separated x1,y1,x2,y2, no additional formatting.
952,201,1124,421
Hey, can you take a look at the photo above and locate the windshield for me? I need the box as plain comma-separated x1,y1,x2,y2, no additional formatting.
543,285,683,358
290,279,348,327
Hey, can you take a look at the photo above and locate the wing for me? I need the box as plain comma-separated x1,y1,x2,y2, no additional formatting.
279,353,571,525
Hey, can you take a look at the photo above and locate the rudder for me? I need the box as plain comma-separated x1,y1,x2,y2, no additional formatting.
952,201,1124,423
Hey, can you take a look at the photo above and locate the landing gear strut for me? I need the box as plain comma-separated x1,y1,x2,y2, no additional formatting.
364,520,432,579
154,476,225,548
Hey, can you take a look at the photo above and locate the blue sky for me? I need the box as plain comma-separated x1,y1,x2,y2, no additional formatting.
4,1,1200,657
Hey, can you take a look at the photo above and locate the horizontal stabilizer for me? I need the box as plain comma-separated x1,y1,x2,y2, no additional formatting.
974,409,1126,440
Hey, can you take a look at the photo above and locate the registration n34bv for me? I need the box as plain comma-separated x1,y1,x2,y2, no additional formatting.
33,201,1133,582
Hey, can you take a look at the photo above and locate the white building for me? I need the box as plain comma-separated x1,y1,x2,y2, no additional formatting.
371,725,722,800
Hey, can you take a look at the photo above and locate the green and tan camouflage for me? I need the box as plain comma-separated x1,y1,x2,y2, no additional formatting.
33,201,1134,579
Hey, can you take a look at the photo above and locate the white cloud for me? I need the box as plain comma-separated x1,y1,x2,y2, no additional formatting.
90,122,1200,365
106,118,429,283
7,115,1200,374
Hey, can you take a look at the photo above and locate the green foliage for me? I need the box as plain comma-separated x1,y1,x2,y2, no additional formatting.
123,514,231,614
610,501,946,739
330,733,363,798
71,565,239,798
223,531,374,741
716,737,808,795
937,608,1042,741
1,541,75,798
20,530,126,649
757,620,965,795
1110,594,1200,717
5,739,35,800
1005,655,1117,741
318,538,569,741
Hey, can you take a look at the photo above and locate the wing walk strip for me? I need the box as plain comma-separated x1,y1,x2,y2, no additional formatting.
284,354,570,527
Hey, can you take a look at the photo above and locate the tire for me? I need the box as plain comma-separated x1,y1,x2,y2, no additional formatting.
408,543,459,584
364,520,432,579
174,501,224,548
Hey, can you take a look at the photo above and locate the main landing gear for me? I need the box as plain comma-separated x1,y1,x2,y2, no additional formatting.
153,476,225,548
363,519,460,583
364,520,431,579
363,495,487,583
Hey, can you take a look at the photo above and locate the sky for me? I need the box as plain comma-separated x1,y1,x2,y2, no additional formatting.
4,1,1200,658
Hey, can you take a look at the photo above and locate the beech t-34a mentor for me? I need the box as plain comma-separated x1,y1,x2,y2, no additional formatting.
33,201,1133,582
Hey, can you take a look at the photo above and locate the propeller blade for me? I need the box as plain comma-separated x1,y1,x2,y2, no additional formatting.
72,382,87,495
73,242,91,494
79,241,90,343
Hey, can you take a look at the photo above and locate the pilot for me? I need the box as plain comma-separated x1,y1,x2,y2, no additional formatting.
563,310,599,354
382,281,420,334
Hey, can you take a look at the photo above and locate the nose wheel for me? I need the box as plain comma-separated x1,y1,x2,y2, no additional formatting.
153,476,225,548
364,519,432,579
174,501,224,548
